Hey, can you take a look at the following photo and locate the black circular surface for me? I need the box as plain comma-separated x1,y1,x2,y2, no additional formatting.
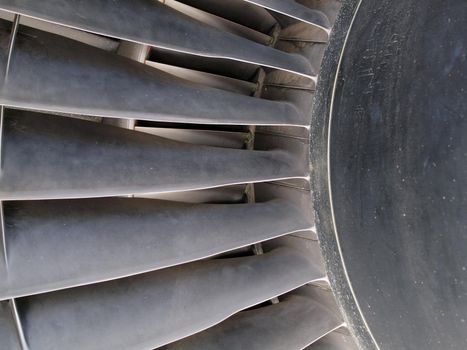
330,1,467,349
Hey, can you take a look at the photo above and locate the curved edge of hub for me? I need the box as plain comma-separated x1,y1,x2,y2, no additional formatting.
310,1,379,349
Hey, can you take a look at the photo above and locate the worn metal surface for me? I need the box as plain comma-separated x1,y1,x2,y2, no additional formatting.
242,0,331,30
325,0,467,349
135,127,249,149
310,1,377,348
163,293,343,350
177,0,277,34
305,330,359,350
0,0,353,349
0,110,306,200
14,248,323,350
0,198,312,299
0,301,21,350
144,60,258,95
0,26,307,126
0,0,316,78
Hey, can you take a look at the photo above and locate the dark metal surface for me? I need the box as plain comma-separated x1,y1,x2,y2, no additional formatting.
0,0,316,78
311,1,377,348
14,248,322,350
0,25,307,126
326,0,467,349
0,110,306,200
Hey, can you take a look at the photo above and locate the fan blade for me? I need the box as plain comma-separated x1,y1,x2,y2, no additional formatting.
0,110,307,200
0,0,315,77
162,294,343,349
15,248,324,350
0,198,312,299
242,0,331,30
0,26,307,126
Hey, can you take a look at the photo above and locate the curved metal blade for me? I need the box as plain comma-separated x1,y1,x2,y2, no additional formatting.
0,110,307,200
176,0,277,34
242,0,331,30
0,27,306,126
0,0,314,78
162,294,344,349
0,198,312,299
15,248,324,350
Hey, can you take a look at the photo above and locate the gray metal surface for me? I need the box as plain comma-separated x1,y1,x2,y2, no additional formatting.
305,331,359,350
0,301,21,350
0,0,353,349
163,293,343,350
145,61,258,95
0,0,315,78
242,0,331,30
177,0,277,34
135,127,249,149
0,11,120,52
162,0,272,46
0,110,306,200
0,198,312,299
13,248,323,350
142,185,246,204
0,26,307,126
